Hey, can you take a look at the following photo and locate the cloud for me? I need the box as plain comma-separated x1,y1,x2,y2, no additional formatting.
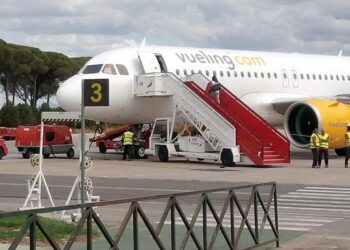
0,0,349,56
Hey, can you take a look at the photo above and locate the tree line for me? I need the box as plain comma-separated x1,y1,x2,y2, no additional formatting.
0,39,89,107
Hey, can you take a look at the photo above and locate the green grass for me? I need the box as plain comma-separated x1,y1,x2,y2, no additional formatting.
0,213,99,242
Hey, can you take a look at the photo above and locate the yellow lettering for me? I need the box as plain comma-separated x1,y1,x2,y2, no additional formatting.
234,56,266,66
90,82,102,103
243,57,252,65
235,56,244,65
251,57,266,66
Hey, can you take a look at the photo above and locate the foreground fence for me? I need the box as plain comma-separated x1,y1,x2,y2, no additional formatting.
0,181,279,250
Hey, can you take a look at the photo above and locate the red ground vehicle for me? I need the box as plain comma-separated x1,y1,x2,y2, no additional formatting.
0,139,9,159
0,127,17,140
15,125,74,159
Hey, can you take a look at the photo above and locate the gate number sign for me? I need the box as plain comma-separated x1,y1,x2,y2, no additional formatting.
83,79,109,106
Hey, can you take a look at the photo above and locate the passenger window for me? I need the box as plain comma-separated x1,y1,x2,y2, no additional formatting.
283,73,287,79
191,69,195,74
240,72,244,78
261,72,264,78
220,71,224,77
267,73,271,79
293,73,297,79
247,72,251,78
330,75,333,80
227,71,231,77
205,70,209,77
336,75,339,81
342,75,345,81
300,74,304,80
254,72,258,78
312,74,316,80
176,69,180,75
102,64,117,75
306,74,310,80
116,64,129,75
324,75,328,80
184,69,188,75
83,64,103,74
234,71,238,77
273,73,277,79
347,75,350,81
318,74,322,80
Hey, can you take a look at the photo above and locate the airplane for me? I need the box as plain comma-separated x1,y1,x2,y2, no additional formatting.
56,44,350,155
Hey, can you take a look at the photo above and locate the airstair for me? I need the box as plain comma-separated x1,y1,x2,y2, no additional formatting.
134,72,290,165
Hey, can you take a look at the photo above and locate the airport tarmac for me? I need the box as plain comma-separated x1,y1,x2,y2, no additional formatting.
1,135,350,249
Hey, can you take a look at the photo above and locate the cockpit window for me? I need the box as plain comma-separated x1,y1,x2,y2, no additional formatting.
82,64,103,74
102,64,117,75
116,64,129,75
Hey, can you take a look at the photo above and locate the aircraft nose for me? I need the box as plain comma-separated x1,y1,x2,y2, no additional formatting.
56,75,81,111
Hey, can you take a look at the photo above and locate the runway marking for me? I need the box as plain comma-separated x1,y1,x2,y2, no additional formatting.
306,186,350,191
162,186,350,232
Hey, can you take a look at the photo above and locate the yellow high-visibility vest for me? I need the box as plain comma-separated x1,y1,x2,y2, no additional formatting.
123,131,134,145
319,133,329,149
309,133,319,149
346,132,350,146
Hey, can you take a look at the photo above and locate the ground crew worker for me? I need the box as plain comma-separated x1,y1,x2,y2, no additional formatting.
122,128,134,161
345,125,350,168
318,129,329,168
310,128,319,168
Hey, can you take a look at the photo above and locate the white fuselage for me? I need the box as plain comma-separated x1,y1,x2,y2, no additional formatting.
57,45,350,126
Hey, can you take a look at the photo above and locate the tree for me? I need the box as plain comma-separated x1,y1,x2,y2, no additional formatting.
0,40,90,108
0,104,19,127
16,104,37,125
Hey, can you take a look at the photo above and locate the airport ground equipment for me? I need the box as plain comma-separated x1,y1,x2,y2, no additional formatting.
61,156,100,221
3,182,279,249
21,112,81,210
89,124,149,158
15,124,74,159
0,127,17,140
135,73,290,166
0,139,8,159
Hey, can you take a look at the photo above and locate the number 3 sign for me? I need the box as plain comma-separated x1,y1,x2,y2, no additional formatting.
83,79,109,106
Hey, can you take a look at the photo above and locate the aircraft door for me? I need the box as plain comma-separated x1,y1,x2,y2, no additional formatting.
291,69,299,88
281,69,289,87
138,51,161,73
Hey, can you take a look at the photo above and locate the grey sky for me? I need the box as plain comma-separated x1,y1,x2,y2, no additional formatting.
1,0,350,57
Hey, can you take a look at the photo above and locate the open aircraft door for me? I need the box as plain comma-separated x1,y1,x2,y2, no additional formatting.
138,51,161,73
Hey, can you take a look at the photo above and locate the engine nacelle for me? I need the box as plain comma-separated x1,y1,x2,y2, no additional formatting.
284,99,350,149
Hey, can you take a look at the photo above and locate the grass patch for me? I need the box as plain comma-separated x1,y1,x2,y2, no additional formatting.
0,213,99,243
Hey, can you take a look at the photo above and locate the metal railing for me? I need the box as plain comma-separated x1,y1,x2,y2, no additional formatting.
0,182,279,250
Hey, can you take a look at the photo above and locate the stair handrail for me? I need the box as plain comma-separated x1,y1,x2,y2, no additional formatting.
218,84,290,162
185,81,265,164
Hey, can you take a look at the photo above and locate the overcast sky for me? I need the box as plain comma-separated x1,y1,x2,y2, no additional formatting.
1,0,350,57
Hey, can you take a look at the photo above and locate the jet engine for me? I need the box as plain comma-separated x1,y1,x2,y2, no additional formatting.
284,99,350,152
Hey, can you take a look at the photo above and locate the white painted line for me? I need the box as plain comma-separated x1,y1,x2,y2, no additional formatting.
278,198,350,205
305,187,350,191
296,189,350,194
278,202,350,209
277,206,350,212
287,192,350,197
279,195,350,201
176,218,323,227
162,221,310,231
278,217,334,223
